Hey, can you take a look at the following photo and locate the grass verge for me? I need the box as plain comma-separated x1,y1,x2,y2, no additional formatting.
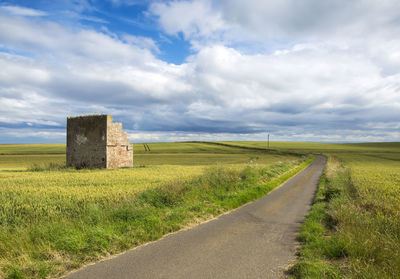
1,157,314,279
290,154,400,278
289,156,345,278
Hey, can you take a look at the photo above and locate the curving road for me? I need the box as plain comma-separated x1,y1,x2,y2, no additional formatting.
64,155,326,279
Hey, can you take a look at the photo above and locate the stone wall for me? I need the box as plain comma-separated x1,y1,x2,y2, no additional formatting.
67,115,133,169
106,120,133,168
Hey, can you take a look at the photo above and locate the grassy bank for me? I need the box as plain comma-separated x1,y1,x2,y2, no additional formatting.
290,151,400,278
0,143,310,279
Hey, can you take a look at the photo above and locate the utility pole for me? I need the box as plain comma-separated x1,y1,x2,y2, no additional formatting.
267,133,270,150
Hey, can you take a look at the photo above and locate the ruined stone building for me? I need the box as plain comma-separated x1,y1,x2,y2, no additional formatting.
66,115,133,168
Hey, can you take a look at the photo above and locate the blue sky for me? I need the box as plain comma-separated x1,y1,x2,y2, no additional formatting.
0,0,400,143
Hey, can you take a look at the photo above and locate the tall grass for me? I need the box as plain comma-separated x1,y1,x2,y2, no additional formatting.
27,163,69,172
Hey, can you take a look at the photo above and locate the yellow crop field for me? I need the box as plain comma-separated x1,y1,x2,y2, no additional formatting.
326,152,400,278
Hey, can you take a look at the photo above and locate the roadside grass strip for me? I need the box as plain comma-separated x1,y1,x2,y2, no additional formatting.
289,156,344,278
0,156,313,279
290,153,400,279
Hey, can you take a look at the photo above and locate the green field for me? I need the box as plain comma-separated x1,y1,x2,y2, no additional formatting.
0,142,293,170
1,141,399,279
0,142,309,279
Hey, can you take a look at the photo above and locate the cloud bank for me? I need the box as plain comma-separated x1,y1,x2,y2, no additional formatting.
0,0,399,143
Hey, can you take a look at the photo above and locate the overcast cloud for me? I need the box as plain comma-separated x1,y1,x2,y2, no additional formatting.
0,0,399,143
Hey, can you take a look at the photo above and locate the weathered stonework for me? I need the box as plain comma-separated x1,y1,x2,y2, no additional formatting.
67,115,133,169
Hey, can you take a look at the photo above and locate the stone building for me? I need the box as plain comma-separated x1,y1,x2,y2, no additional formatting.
66,115,133,168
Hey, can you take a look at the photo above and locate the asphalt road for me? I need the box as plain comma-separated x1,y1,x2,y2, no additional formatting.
64,155,326,279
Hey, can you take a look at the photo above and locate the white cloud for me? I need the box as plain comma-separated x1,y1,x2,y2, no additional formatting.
151,0,400,42
150,0,400,67
0,5,47,17
150,0,228,42
0,14,157,63
109,0,151,6
62,11,109,24
0,53,51,85
122,34,160,53
5,130,65,138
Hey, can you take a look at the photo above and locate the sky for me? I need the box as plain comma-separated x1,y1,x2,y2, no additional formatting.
0,0,399,144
